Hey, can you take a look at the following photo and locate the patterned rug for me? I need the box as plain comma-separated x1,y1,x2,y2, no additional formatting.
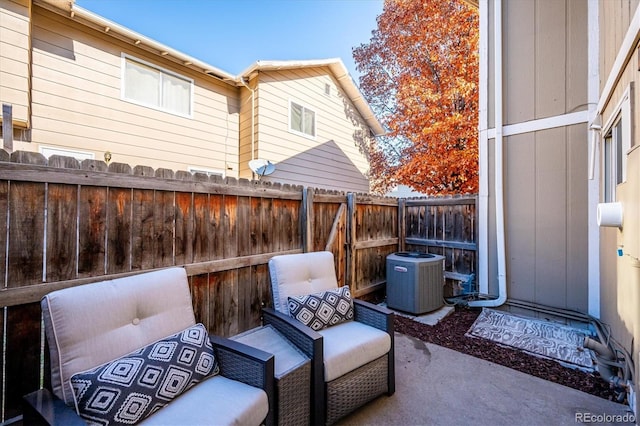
465,308,595,370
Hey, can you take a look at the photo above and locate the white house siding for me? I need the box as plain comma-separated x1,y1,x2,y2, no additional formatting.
250,68,372,192
0,0,30,126
13,6,240,175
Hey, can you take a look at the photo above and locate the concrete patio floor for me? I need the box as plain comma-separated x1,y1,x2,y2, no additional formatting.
336,333,635,426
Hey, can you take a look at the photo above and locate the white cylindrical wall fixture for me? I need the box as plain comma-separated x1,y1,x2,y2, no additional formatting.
597,202,623,227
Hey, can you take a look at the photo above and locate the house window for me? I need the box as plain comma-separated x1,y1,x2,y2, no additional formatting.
188,166,225,178
602,84,632,202
122,55,193,117
40,146,94,161
289,100,316,138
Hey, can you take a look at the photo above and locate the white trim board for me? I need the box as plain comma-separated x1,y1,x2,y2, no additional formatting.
596,3,640,114
486,110,589,139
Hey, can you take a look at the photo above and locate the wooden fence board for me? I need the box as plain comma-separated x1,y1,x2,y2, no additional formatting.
224,195,238,258
238,266,252,333
237,196,251,257
250,197,263,255
175,192,194,266
209,194,224,260
0,181,7,287
8,182,45,286
193,193,209,263
274,199,287,251
261,197,273,253
209,270,239,337
4,303,41,420
107,188,132,274
153,190,174,268
0,306,4,421
46,184,77,281
78,186,107,277
190,273,209,327
254,263,271,310
287,199,301,250
131,189,155,270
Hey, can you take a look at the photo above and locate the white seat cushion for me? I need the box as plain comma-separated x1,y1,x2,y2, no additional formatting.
319,321,391,382
140,375,268,426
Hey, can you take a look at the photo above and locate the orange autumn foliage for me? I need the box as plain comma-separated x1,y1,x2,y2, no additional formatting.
354,0,479,195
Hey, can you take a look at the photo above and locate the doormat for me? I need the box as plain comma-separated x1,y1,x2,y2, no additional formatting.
465,308,595,370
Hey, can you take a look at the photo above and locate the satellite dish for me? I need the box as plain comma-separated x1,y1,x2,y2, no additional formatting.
248,159,276,179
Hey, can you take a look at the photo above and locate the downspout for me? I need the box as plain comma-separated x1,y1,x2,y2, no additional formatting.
470,0,507,307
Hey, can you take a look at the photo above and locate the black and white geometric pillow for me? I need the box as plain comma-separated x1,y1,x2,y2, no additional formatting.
288,285,354,331
70,323,218,425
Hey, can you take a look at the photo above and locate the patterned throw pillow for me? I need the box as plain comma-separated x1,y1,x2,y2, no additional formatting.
70,323,218,425
288,286,354,331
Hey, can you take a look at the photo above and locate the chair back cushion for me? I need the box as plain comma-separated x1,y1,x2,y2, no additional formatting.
42,267,196,405
269,251,338,315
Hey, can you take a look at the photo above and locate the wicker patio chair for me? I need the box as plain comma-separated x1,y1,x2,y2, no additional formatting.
262,251,395,425
23,267,275,426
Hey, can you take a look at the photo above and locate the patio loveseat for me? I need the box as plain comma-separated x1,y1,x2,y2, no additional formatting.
23,267,275,425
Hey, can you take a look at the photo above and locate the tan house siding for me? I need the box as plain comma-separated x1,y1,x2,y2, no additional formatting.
14,6,240,174
1,2,382,192
0,0,30,126
504,125,588,311
248,67,371,192
484,0,589,315
597,0,640,406
599,0,639,94
503,0,587,126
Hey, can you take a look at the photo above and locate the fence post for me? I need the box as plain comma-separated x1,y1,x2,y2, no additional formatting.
301,187,314,252
346,193,356,288
398,198,406,252
2,104,13,152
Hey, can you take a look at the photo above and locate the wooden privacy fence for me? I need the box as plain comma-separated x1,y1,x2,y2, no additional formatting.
401,196,477,296
0,151,476,422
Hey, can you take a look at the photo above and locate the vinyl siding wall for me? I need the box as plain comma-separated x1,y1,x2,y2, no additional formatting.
0,0,30,125
13,6,240,175
248,68,372,192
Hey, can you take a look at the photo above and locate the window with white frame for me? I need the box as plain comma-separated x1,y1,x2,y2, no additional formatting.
40,146,94,161
122,55,193,117
188,166,225,178
603,84,632,203
289,100,316,138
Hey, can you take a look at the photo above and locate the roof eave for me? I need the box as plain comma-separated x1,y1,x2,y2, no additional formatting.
34,0,237,84
240,59,386,136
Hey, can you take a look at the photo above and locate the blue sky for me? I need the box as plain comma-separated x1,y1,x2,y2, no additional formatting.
75,0,383,80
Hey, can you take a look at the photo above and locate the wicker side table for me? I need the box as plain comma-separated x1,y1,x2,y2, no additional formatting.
232,325,311,426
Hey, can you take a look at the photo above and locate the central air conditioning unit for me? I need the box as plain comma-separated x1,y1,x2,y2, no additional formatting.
386,252,445,314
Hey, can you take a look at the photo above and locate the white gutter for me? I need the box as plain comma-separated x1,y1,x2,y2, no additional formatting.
587,0,600,318
470,0,507,307
58,3,237,83
477,0,489,296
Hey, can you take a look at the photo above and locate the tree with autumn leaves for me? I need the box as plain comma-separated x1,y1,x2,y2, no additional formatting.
354,0,479,195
